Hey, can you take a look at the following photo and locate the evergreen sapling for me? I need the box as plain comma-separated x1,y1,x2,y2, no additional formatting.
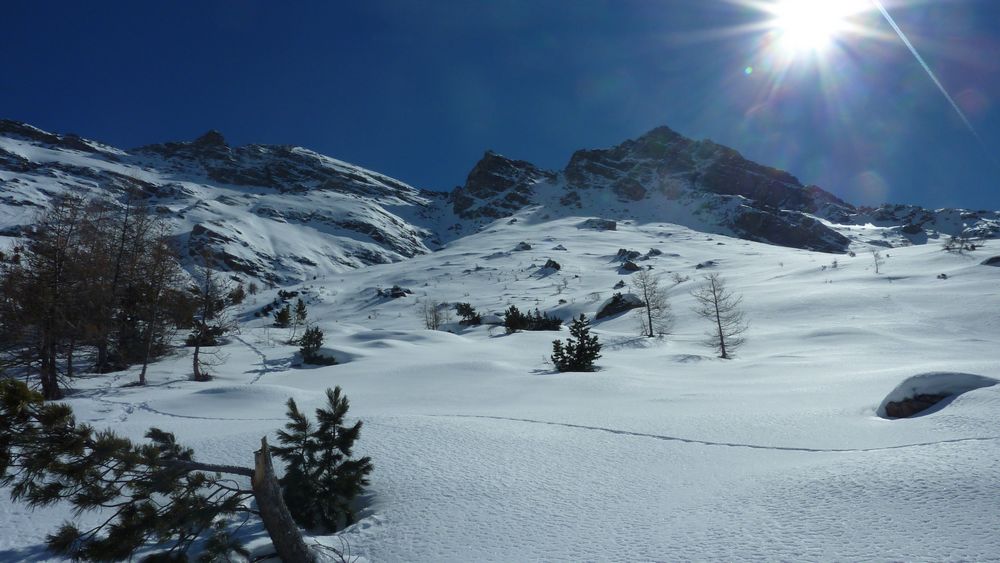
551,314,602,372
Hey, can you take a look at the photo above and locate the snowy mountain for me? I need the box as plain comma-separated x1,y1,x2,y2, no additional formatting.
1,119,998,286
0,120,438,283
3,118,1000,561
445,126,1000,252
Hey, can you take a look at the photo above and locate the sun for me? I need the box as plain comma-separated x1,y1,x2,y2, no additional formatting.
766,0,867,54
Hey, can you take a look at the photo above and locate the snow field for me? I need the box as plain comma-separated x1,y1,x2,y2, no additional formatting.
2,214,999,561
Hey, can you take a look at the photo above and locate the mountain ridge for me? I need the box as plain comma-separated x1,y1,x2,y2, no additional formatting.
1,118,997,284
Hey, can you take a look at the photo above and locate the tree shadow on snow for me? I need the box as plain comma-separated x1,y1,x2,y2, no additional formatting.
600,335,663,351
0,544,53,562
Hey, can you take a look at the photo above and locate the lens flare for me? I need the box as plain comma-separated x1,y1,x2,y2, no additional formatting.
769,0,860,53
730,0,880,62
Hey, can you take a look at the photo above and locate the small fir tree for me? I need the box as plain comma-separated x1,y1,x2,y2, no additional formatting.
299,326,336,365
272,387,373,531
551,314,602,372
0,378,373,562
456,302,481,325
294,298,308,326
529,308,563,331
228,284,246,305
273,304,291,328
504,305,527,333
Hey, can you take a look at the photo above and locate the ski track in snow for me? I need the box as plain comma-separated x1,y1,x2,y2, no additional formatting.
432,414,1000,453
234,334,291,385
93,396,286,422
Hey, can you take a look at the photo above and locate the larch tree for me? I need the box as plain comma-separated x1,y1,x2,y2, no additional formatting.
631,269,674,338
691,273,748,359
870,248,884,274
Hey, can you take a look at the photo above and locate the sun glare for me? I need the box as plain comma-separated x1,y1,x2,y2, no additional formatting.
768,0,866,54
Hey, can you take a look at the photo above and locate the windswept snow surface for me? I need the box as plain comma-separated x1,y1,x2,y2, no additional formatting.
3,214,1000,562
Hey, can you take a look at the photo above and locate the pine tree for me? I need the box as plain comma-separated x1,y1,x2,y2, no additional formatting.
504,305,527,333
294,298,308,325
273,387,373,531
273,304,291,328
456,302,481,325
551,314,602,372
0,378,374,562
187,264,238,381
299,326,335,365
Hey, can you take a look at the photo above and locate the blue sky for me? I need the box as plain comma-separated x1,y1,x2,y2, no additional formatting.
4,0,999,209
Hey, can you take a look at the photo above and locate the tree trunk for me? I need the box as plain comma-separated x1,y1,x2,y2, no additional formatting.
713,285,727,359
645,303,654,338
192,341,204,382
95,339,110,373
139,308,158,386
66,339,75,379
252,437,317,563
40,339,62,400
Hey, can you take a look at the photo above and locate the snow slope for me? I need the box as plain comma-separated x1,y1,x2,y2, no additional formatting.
2,211,999,562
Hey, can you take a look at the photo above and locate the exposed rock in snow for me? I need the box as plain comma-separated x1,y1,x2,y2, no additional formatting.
620,260,642,273
981,256,1000,266
579,218,617,231
877,372,998,418
596,292,644,319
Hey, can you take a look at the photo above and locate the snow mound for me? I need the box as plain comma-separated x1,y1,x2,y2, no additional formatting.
877,373,999,418
153,385,321,418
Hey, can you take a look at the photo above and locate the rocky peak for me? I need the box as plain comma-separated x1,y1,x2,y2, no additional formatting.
464,151,551,196
192,130,227,147
450,151,556,218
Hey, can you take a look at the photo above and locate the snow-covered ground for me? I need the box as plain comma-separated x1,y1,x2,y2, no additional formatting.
3,213,999,562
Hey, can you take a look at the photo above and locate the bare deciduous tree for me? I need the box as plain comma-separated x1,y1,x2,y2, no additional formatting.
942,232,977,253
691,273,747,359
420,299,450,330
870,248,884,274
631,269,674,338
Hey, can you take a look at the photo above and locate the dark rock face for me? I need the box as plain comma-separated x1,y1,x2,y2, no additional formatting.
563,126,845,212
542,259,561,271
193,130,227,147
730,207,851,253
446,125,865,253
450,151,556,219
620,260,642,272
514,241,532,251
884,394,949,418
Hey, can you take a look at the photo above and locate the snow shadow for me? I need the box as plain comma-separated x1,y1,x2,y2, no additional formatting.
600,336,663,351
0,543,51,562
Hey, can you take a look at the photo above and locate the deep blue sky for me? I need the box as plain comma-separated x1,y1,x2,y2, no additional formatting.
5,0,999,209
